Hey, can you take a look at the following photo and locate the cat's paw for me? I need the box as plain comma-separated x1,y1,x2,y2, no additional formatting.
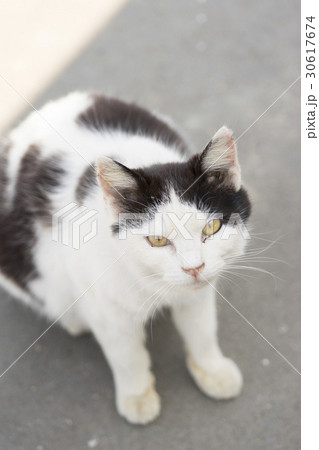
117,382,161,425
187,355,243,400
60,317,89,337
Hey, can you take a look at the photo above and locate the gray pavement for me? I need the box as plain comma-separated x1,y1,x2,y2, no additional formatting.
0,1,300,449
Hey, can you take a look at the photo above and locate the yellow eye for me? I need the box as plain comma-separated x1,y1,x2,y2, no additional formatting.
202,219,222,237
147,236,169,247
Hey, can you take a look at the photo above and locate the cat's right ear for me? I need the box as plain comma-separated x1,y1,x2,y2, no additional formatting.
95,157,139,201
199,126,241,191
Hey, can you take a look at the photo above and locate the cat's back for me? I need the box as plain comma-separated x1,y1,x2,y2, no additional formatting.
0,92,189,302
1,92,189,215
3,92,188,174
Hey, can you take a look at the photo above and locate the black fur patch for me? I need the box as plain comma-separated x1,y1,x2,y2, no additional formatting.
0,146,40,288
32,153,66,224
0,145,65,290
111,155,251,234
77,94,189,156
76,165,98,204
0,141,10,205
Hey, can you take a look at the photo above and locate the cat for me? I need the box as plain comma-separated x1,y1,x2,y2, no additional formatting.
0,92,251,424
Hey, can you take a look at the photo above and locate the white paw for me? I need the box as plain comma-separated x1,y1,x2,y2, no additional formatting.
60,318,89,337
187,355,243,400
63,323,89,337
117,382,161,425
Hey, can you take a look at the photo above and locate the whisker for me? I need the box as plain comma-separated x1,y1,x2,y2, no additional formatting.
220,266,258,288
232,255,290,265
149,284,174,341
131,278,164,299
143,285,170,322
251,235,282,243
134,283,171,328
218,273,243,289
244,235,283,256
125,272,164,292
226,264,282,282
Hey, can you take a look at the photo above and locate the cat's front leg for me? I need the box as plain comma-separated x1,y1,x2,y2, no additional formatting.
172,290,243,400
87,305,160,425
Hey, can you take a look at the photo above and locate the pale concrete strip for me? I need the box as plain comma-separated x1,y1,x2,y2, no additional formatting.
0,0,129,134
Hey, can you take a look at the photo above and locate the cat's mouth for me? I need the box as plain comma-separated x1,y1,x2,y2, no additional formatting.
177,274,214,289
163,268,221,288
188,279,208,289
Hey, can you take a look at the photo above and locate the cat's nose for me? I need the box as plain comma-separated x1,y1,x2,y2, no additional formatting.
182,262,205,278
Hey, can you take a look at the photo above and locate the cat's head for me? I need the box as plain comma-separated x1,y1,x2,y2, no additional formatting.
96,126,251,288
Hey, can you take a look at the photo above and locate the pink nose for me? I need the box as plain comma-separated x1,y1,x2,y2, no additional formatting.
182,262,205,278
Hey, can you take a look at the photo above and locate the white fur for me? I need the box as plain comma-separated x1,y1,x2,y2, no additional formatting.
1,93,247,424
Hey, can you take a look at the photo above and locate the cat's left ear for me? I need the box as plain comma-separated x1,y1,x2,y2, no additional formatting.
95,156,141,205
199,126,241,191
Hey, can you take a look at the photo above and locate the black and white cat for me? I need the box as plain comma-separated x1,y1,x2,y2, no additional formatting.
0,92,251,424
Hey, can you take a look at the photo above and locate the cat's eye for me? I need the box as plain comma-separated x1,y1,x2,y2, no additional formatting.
146,236,170,247
202,219,222,237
